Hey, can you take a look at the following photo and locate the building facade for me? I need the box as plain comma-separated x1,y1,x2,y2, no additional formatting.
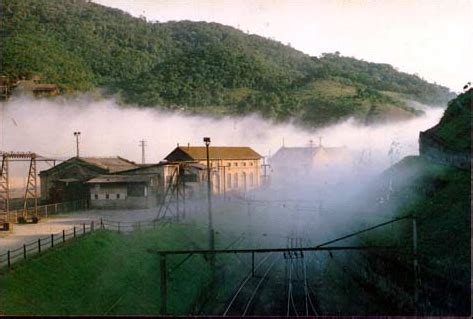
39,157,139,203
164,146,263,195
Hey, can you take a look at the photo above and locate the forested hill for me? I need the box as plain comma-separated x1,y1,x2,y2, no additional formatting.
2,0,455,125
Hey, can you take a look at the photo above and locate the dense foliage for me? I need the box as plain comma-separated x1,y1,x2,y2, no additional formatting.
425,89,472,150
1,0,455,125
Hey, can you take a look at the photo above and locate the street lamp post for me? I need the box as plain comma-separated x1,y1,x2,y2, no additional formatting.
73,131,81,157
204,137,215,273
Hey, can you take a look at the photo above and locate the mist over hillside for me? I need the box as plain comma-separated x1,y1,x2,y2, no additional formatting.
1,95,443,189
1,0,455,126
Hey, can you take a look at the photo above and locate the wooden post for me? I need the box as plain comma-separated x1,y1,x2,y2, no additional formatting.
23,244,26,260
160,253,167,315
38,238,41,253
73,226,76,238
83,223,86,234
100,218,104,230
7,250,10,268
413,215,419,314
51,234,54,247
62,230,65,243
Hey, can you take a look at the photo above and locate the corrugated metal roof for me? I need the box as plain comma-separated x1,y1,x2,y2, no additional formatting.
78,157,139,173
86,175,150,184
165,146,262,161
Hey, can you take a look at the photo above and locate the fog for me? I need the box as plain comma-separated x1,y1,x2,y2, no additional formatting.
0,95,442,240
1,95,442,165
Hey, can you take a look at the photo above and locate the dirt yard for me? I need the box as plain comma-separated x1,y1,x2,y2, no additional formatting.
0,208,160,252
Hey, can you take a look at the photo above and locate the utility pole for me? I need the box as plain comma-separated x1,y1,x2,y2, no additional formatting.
412,215,419,315
73,132,81,157
261,157,271,187
139,139,147,164
203,137,215,277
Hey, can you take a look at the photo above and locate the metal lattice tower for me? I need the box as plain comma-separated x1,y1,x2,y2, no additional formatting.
23,153,38,217
0,152,42,225
0,156,9,225
155,164,187,221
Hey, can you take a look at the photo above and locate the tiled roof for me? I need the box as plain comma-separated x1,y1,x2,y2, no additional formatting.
271,147,321,162
271,146,347,163
78,157,139,173
86,174,150,184
165,146,262,161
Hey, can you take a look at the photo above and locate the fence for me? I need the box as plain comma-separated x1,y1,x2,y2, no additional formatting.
0,217,173,270
0,220,96,270
100,218,173,233
6,199,89,223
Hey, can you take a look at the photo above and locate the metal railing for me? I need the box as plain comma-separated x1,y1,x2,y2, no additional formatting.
0,216,173,270
0,220,96,269
6,199,88,223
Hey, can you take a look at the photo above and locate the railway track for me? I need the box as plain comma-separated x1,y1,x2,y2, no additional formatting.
222,253,280,316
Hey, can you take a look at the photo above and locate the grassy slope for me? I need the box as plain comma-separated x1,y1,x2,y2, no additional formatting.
0,224,213,315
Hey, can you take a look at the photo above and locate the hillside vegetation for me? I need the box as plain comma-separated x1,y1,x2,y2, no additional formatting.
422,89,472,151
2,0,455,125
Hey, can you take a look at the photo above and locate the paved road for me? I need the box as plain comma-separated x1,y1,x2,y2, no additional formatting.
0,208,160,252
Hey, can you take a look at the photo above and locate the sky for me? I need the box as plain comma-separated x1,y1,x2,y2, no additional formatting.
93,0,472,92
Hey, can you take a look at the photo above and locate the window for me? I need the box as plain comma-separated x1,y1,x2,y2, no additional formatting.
242,162,246,167
234,162,238,167
105,194,109,199
250,162,254,166
128,184,146,197
227,174,232,189
228,163,231,167
233,173,238,188
116,194,120,199
94,194,98,200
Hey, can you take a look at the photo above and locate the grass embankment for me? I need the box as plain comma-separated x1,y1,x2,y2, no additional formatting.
360,156,470,315
0,224,214,315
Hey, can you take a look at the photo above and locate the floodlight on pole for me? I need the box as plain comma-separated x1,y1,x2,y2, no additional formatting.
203,136,215,276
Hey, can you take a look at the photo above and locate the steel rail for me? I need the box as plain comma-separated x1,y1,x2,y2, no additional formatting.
242,254,279,316
222,253,274,316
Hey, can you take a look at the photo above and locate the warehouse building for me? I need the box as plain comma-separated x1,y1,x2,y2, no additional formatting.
39,156,139,203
